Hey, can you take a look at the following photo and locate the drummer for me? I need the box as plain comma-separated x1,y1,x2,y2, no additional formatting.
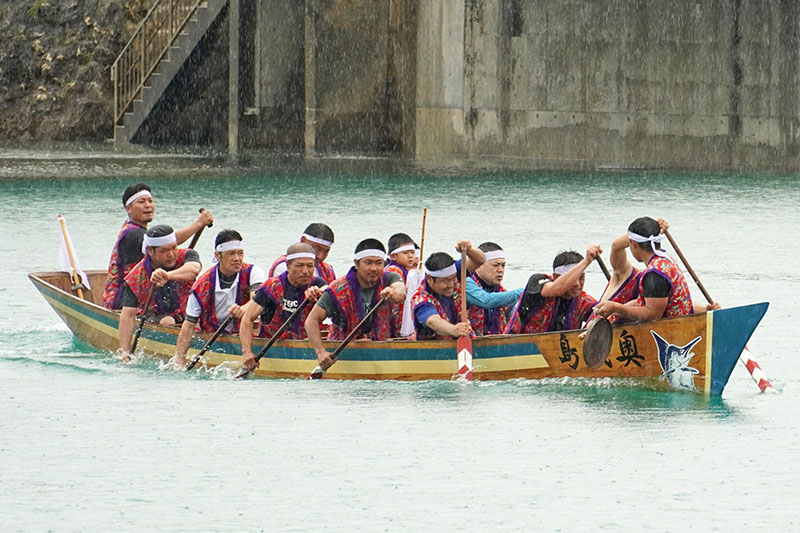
102,182,213,310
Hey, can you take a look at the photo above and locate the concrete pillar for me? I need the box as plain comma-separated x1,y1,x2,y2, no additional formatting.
304,0,316,158
228,0,240,156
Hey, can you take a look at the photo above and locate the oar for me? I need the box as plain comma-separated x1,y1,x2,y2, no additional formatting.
187,207,213,249
235,297,313,380
130,217,208,355
308,296,388,380
129,286,154,354
456,249,474,380
418,208,427,267
664,230,774,393
596,255,611,281
185,314,235,371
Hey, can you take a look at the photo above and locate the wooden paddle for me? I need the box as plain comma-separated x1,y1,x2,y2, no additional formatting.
187,208,213,249
185,314,235,371
418,208,427,267
456,249,474,380
129,286,154,354
308,296,388,380
664,230,774,392
235,297,313,380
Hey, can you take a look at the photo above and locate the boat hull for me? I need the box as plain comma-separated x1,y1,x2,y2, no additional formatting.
30,271,769,395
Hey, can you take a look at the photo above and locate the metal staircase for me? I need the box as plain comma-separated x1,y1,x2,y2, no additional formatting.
111,0,227,144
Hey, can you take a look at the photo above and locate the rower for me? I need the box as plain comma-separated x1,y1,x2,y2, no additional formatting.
466,242,523,335
174,230,266,365
102,183,213,309
305,239,406,371
269,223,336,284
586,217,669,324
410,252,472,340
509,246,601,334
118,224,202,362
593,217,718,322
238,243,327,372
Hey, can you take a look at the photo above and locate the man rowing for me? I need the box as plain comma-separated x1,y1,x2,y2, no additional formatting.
102,183,213,309
593,217,717,322
269,223,336,284
466,242,523,335
305,239,406,372
238,243,327,372
174,230,266,365
507,246,601,334
410,251,473,339
118,224,202,362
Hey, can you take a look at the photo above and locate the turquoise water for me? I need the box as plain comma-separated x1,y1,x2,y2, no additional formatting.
1,150,799,530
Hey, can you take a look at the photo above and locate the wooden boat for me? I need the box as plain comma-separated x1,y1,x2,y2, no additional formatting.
30,270,769,395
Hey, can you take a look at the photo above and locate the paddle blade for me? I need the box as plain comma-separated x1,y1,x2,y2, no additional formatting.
582,318,613,369
308,366,326,380
456,335,473,381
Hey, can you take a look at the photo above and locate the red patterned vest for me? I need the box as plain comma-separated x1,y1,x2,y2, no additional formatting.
102,220,146,309
257,272,320,339
586,267,641,324
384,262,409,283
510,275,597,334
190,264,254,333
637,255,694,318
410,279,464,340
467,272,508,335
124,249,194,317
325,267,398,341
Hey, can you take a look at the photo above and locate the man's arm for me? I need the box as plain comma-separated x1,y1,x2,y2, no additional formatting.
465,277,523,309
305,304,335,369
424,315,471,338
609,234,633,280
118,306,137,362
151,261,201,286
540,245,601,298
174,210,214,245
598,296,668,322
455,239,486,273
174,320,195,365
239,299,266,371
379,280,406,303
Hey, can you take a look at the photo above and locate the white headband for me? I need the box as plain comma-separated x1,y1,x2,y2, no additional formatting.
483,250,506,262
354,249,386,261
628,231,669,258
390,244,415,255
286,252,316,261
142,231,176,252
553,263,579,275
125,190,152,207
215,240,243,253
425,264,457,278
301,233,333,247
414,248,420,258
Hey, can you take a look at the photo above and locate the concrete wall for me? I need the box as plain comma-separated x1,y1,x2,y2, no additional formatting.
414,0,800,170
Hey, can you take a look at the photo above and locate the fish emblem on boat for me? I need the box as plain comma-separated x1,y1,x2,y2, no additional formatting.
651,331,702,391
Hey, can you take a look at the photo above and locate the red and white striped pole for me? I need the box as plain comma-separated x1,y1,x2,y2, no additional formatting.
739,347,775,393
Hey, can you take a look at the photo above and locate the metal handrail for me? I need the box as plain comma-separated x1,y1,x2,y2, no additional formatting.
111,0,204,133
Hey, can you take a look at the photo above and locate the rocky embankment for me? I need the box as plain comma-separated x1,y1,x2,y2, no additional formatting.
0,0,147,141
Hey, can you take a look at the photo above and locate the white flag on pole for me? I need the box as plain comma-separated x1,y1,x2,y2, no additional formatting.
58,214,91,289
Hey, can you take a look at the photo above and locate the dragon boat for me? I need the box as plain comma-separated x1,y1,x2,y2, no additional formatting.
30,270,769,396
